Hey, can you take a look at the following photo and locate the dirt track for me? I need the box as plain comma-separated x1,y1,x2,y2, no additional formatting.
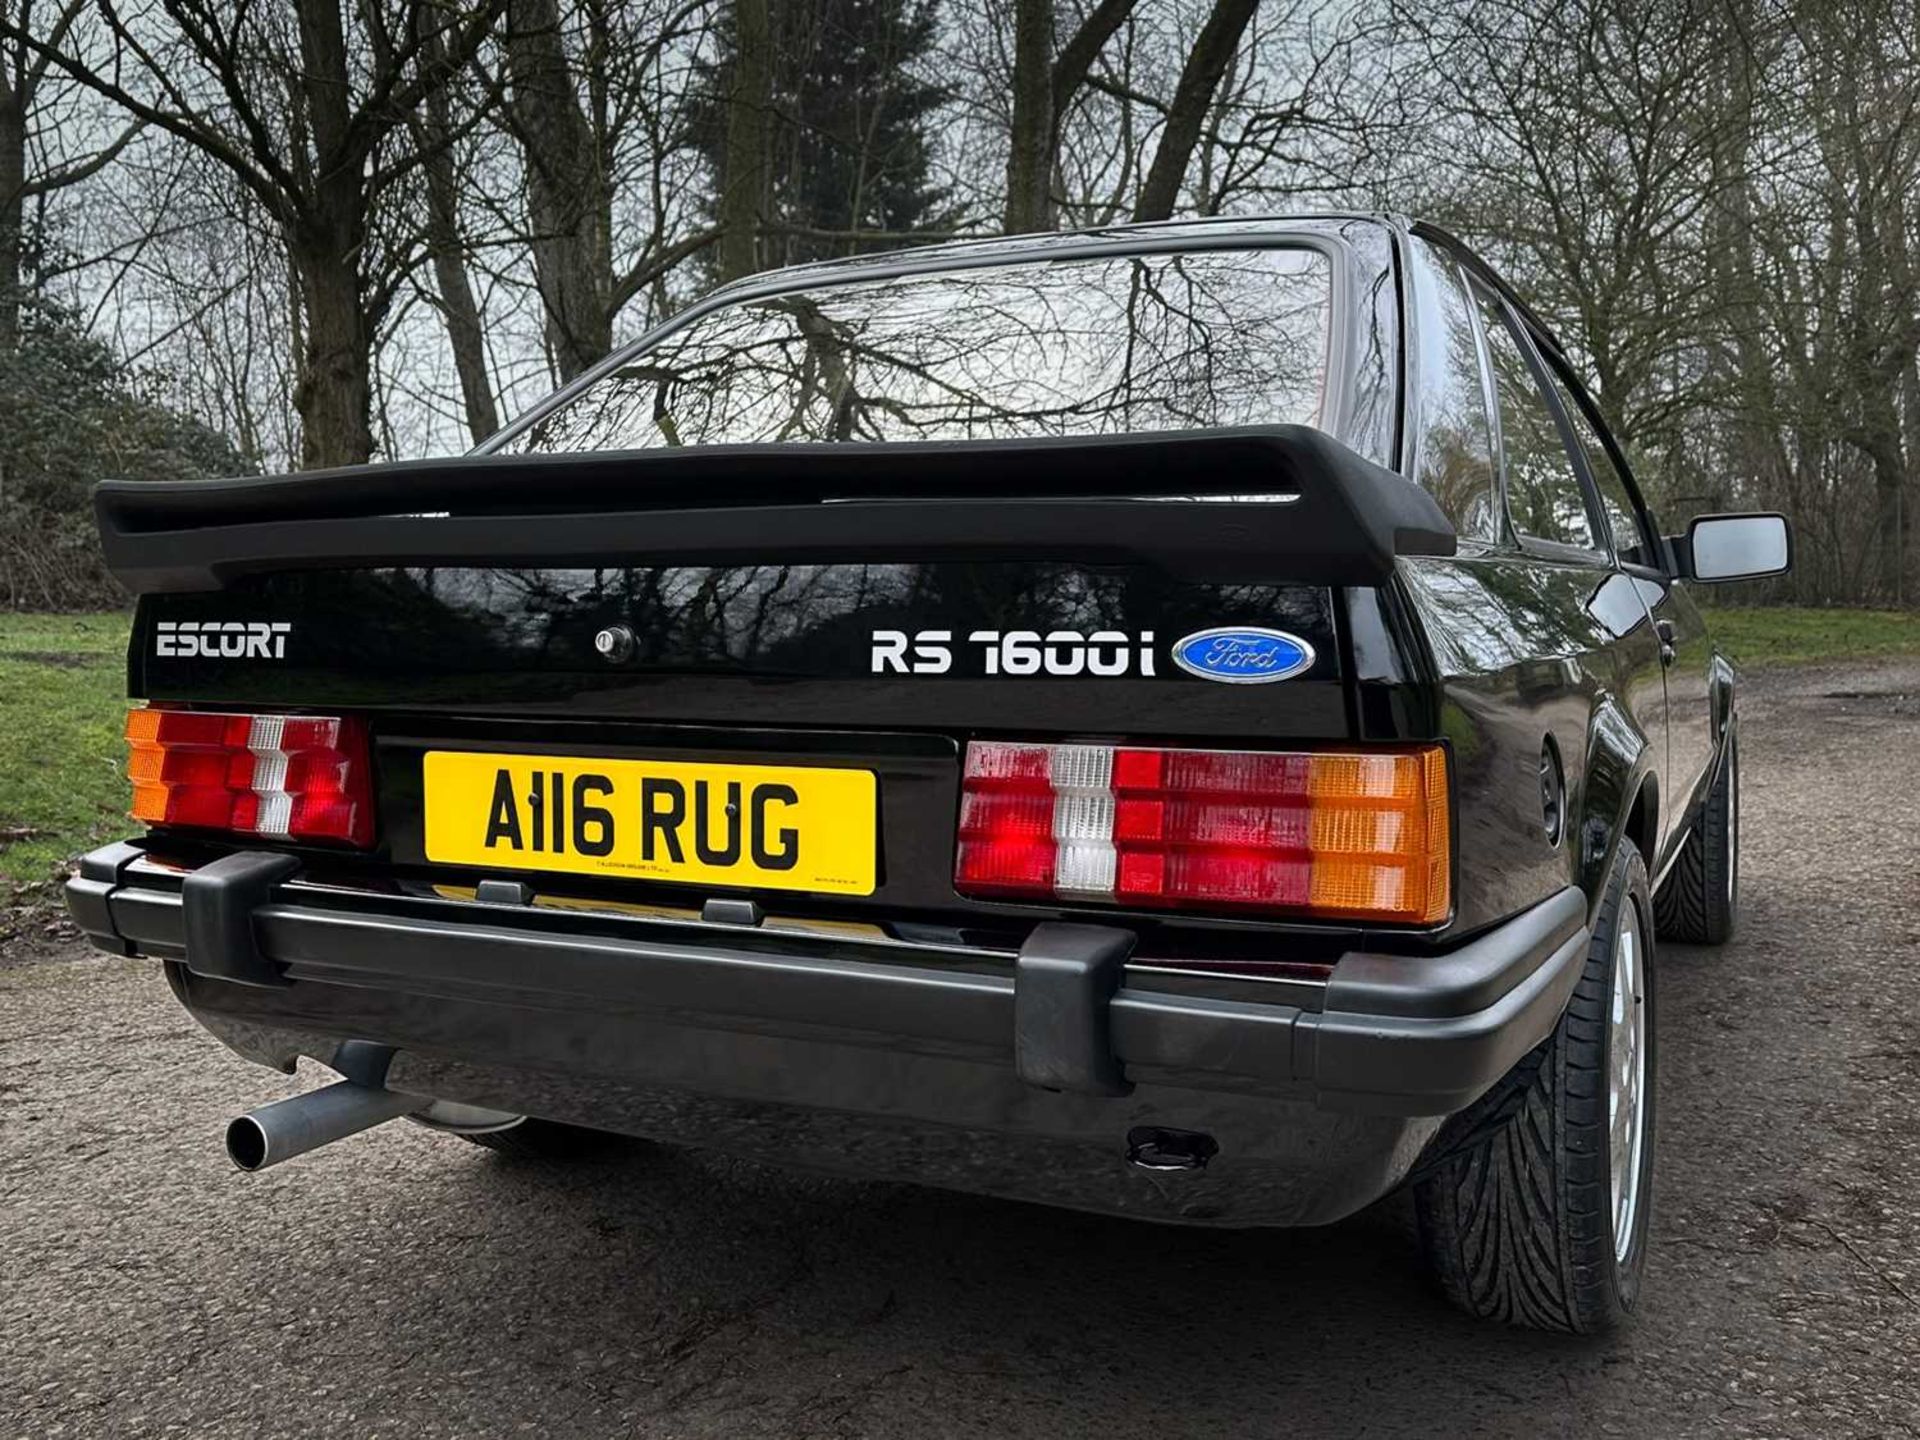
5,659,1919,1438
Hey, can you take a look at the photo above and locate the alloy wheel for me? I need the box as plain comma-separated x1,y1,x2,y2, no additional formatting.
1608,902,1649,1265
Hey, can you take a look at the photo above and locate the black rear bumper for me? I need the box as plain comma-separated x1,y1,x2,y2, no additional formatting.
68,842,1589,1226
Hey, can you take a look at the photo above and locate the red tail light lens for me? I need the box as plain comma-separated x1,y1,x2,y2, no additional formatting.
126,708,374,846
956,741,1450,924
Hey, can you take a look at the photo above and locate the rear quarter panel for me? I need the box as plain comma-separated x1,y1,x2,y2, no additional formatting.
1391,551,1663,930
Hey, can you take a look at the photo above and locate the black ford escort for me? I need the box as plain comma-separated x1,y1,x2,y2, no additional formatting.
68,215,1789,1332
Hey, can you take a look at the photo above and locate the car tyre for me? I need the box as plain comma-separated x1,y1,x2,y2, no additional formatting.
459,1118,633,1161
1414,843,1657,1333
1654,721,1738,945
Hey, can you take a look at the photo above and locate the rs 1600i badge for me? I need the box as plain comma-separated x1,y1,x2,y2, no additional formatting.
1170,627,1315,683
871,630,1157,676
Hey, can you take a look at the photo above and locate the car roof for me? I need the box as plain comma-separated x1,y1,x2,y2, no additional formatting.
698,213,1571,364
699,212,1406,307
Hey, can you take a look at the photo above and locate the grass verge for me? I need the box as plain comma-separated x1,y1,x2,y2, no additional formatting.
0,612,129,897
1704,606,1920,669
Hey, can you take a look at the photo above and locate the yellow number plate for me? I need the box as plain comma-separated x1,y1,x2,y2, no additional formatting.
422,752,877,895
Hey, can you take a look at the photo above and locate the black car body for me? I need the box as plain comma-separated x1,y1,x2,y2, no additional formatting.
68,215,1788,1330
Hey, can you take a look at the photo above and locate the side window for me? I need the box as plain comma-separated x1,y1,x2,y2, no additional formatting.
1411,243,1500,543
1538,365,1655,567
1474,289,1599,553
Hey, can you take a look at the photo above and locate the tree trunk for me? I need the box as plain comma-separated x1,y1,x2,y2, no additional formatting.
415,7,498,440
421,154,499,442
1705,0,1779,508
1050,0,1138,121
1863,420,1909,605
1001,0,1138,234
288,0,374,468
291,236,375,468
0,85,14,502
1003,0,1054,234
717,0,773,282
0,83,24,355
1132,0,1258,224
506,0,613,381
1904,358,1920,604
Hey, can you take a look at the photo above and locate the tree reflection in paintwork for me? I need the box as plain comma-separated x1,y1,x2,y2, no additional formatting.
249,561,1333,692
1475,291,1600,550
1399,554,1620,676
502,249,1333,454
1411,246,1501,542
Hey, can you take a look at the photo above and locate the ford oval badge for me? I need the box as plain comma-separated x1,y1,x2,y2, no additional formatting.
1171,627,1316,684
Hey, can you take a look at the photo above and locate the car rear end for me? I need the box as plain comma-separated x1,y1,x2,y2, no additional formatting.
67,226,1590,1226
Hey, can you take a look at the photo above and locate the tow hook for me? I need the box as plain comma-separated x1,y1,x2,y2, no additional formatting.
1126,1126,1219,1172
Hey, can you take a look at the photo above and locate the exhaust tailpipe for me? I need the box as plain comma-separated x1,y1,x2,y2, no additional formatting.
225,1041,419,1172
226,1081,420,1171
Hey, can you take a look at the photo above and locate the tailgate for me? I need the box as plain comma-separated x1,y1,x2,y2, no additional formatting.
100,427,1452,930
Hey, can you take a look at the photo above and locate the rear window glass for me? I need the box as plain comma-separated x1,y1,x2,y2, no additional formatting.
501,248,1333,453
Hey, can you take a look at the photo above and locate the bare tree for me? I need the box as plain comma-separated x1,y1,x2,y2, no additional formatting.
1400,0,1737,460
1801,0,1920,601
0,1,140,352
1130,0,1258,221
1020,0,1395,232
2,0,509,467
1400,0,1920,604
716,0,771,278
410,3,499,441
505,0,611,374
1001,0,1138,233
486,0,719,381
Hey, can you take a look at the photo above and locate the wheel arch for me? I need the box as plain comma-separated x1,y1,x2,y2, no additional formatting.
1575,691,1659,913
1622,777,1658,869
1709,650,1738,737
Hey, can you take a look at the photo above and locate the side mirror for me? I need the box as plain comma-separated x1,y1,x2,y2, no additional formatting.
1669,512,1791,582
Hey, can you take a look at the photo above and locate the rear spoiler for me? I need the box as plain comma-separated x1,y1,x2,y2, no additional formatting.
94,426,1454,594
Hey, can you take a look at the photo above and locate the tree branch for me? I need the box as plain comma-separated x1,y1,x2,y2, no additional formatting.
19,116,140,197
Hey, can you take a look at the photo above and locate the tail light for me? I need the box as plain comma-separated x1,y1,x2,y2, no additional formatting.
126,708,375,846
956,741,1450,924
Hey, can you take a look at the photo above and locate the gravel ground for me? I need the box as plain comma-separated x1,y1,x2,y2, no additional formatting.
4,659,1919,1438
